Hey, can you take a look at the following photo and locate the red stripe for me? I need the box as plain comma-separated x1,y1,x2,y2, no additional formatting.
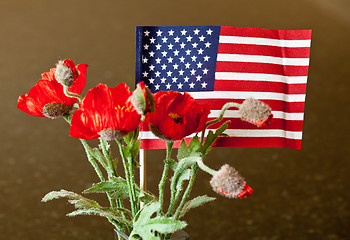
220,26,312,40
141,118,304,132
218,43,311,58
140,137,301,149
196,99,306,113
216,62,310,76
214,80,307,94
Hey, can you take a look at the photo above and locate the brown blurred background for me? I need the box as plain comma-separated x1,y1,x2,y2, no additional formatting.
1,0,349,239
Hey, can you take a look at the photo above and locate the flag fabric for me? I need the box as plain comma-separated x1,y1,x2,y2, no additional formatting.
135,26,311,149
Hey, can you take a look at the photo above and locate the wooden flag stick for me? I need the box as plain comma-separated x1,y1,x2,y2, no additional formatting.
139,148,146,192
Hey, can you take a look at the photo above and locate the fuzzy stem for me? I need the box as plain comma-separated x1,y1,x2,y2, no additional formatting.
63,85,83,101
158,141,174,215
174,164,199,220
116,139,138,217
197,158,217,176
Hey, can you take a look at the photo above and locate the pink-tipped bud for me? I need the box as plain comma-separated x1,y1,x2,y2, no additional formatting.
238,98,272,127
55,59,79,87
210,164,253,199
130,82,155,119
99,129,126,141
42,103,72,119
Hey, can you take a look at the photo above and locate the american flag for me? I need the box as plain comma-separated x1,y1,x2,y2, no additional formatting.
135,26,311,149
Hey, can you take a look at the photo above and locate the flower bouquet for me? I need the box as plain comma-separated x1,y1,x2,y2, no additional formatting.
18,59,272,240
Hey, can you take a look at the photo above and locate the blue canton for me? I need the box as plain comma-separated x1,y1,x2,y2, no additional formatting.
135,26,220,93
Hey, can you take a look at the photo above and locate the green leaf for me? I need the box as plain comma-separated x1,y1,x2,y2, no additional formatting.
175,169,191,192
130,202,187,240
179,195,216,218
84,182,118,193
110,177,131,199
67,208,126,223
177,137,202,161
165,158,178,171
202,121,229,154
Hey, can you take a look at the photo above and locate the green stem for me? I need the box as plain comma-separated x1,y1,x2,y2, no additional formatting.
158,141,174,215
63,85,83,101
116,139,137,217
174,164,199,220
197,158,217,176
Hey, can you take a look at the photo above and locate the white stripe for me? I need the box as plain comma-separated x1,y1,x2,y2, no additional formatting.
140,129,302,140
209,110,304,121
217,53,310,66
219,36,311,48
188,91,306,102
215,72,308,84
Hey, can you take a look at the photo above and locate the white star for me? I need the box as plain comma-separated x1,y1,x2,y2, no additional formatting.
142,57,148,64
161,77,166,83
156,30,162,36
196,75,202,81
173,63,179,70
144,30,150,36
149,51,155,57
150,37,156,44
185,63,191,69
205,42,211,48
192,42,198,48
199,35,205,42
191,56,197,62
197,62,203,68
173,50,179,56
197,48,204,55
189,82,195,88
186,35,193,42
155,58,161,64
194,29,200,35
181,29,187,35
203,68,209,74
161,64,167,70
162,37,168,43
155,84,160,90
168,43,174,50
190,69,196,75
174,36,180,43
172,77,178,83
167,57,173,63
168,29,175,36
177,82,183,89
167,71,173,77
156,44,162,50
184,76,189,82
155,71,161,77
203,55,210,61
161,51,167,57
149,65,155,71
185,49,191,55
201,82,207,88
143,44,149,50
180,42,186,49
149,78,155,84
143,71,148,77
166,83,171,89
206,29,213,35
179,56,185,62
178,69,184,75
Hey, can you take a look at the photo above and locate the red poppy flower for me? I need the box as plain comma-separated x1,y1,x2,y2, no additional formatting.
17,60,88,119
130,81,155,118
70,83,141,140
147,91,210,140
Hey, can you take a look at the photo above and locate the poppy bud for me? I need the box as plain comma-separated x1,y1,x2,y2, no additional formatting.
238,98,272,127
55,59,79,87
99,129,126,141
210,164,253,198
42,103,72,119
131,82,155,119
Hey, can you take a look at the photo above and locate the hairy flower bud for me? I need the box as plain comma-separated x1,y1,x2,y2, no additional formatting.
99,129,126,141
210,164,253,198
131,82,155,119
42,103,72,119
238,98,272,126
55,59,79,87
